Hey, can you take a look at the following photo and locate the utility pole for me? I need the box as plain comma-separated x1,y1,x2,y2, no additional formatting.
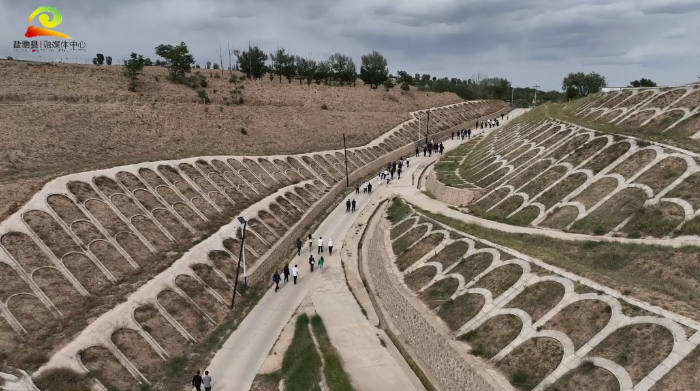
230,216,247,309
343,134,349,187
424,109,430,146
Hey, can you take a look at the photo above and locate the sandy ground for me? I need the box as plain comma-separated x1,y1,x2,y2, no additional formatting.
0,59,464,220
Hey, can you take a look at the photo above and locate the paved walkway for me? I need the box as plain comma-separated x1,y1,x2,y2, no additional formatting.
203,109,530,391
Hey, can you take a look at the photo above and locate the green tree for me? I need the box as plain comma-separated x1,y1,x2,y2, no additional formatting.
562,71,607,99
206,61,211,69
122,52,145,92
342,56,357,86
95,53,104,65
213,63,219,70
629,78,657,88
105,56,112,65
421,74,431,84
383,79,394,91
295,55,317,85
315,60,330,85
271,48,294,83
234,45,268,80
144,58,153,66
155,42,195,81
359,51,389,89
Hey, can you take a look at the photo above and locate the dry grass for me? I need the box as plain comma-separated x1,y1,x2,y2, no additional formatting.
542,300,612,350
0,60,485,219
459,314,522,359
649,346,700,391
549,365,620,391
497,337,563,390
506,281,565,322
396,233,445,271
437,293,485,331
589,324,674,384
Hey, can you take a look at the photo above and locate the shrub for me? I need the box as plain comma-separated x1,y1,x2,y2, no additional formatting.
167,356,189,375
580,359,596,373
15,348,48,369
240,128,247,135
627,231,641,239
197,90,210,104
470,345,485,356
229,74,239,83
142,325,152,333
320,103,328,110
34,368,92,391
593,226,606,235
213,73,221,79
510,371,529,386
400,82,410,91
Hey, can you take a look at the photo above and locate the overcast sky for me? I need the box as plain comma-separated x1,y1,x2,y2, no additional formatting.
2,0,699,91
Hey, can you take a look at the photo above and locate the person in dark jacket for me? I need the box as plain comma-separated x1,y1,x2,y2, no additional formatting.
283,265,290,282
296,238,302,256
351,199,356,212
309,255,315,272
192,371,203,391
346,199,351,213
273,270,281,292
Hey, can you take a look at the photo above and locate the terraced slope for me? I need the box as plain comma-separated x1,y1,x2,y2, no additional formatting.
445,111,700,239
562,85,700,145
0,100,507,390
386,199,700,391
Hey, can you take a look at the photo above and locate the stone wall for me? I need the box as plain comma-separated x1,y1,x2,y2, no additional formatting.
363,213,499,391
425,169,485,207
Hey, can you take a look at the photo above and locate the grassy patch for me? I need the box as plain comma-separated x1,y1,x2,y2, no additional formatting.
387,197,412,224
34,368,92,391
282,314,322,391
410,202,700,320
310,315,356,391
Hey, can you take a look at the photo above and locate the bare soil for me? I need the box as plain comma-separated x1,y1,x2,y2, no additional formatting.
539,206,580,230
111,328,164,379
191,264,232,300
546,134,589,161
80,346,138,391
419,277,459,309
649,345,700,391
520,166,568,198
505,161,552,190
610,149,657,178
589,323,674,384
451,252,495,283
564,138,610,168
644,88,688,109
534,173,588,209
426,241,470,269
437,293,485,331
471,264,523,299
550,364,620,391
582,141,631,173
506,281,565,322
459,314,522,359
396,233,445,271
571,178,619,209
571,187,647,234
404,266,438,291
496,337,563,390
157,289,211,340
621,109,657,126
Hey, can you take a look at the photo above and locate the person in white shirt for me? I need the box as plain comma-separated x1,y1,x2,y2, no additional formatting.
292,265,299,284
318,237,324,254
328,238,334,255
203,371,212,391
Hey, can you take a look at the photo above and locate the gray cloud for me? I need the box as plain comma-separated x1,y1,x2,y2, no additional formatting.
0,0,698,90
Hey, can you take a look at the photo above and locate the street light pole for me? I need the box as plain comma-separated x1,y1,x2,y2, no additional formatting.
511,87,517,107
230,216,247,310
343,134,349,187
425,109,430,146
533,85,540,105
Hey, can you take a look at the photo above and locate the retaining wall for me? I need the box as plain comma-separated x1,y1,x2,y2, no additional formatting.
425,169,485,207
363,209,500,391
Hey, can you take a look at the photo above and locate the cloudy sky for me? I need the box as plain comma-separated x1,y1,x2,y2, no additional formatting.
2,0,699,91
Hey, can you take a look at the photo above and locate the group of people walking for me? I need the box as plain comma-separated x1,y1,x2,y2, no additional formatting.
192,370,213,391
452,129,473,140
274,234,334,291
381,158,406,183
420,140,444,157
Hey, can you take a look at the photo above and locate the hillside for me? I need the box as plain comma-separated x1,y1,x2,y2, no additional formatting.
0,59,464,219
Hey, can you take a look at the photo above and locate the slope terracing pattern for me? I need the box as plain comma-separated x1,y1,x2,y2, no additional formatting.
0,99,507,389
382,199,700,391
442,113,700,240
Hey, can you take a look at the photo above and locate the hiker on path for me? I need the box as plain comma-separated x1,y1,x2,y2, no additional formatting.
273,270,281,292
203,371,212,391
328,238,334,255
415,146,419,157
406,157,410,167
351,199,356,212
423,146,427,157
283,265,290,282
501,113,505,120
292,265,299,284
397,167,402,179
346,199,351,213
309,255,315,272
192,371,203,391
355,184,360,194
308,234,313,251
296,238,303,255
439,143,445,154
367,183,373,193
318,237,324,254
318,256,325,272
468,129,472,138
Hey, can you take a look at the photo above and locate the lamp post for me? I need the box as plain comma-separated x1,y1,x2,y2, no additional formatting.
424,109,431,147
230,216,247,310
511,87,517,107
533,85,540,105
343,134,349,187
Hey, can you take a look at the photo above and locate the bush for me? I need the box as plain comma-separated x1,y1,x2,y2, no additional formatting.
213,73,221,79
34,368,92,391
400,82,410,91
229,74,239,83
197,90,210,104
510,371,529,386
627,231,641,239
580,359,596,373
15,348,48,369
321,103,328,110
240,128,247,135
470,345,485,356
593,226,606,235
